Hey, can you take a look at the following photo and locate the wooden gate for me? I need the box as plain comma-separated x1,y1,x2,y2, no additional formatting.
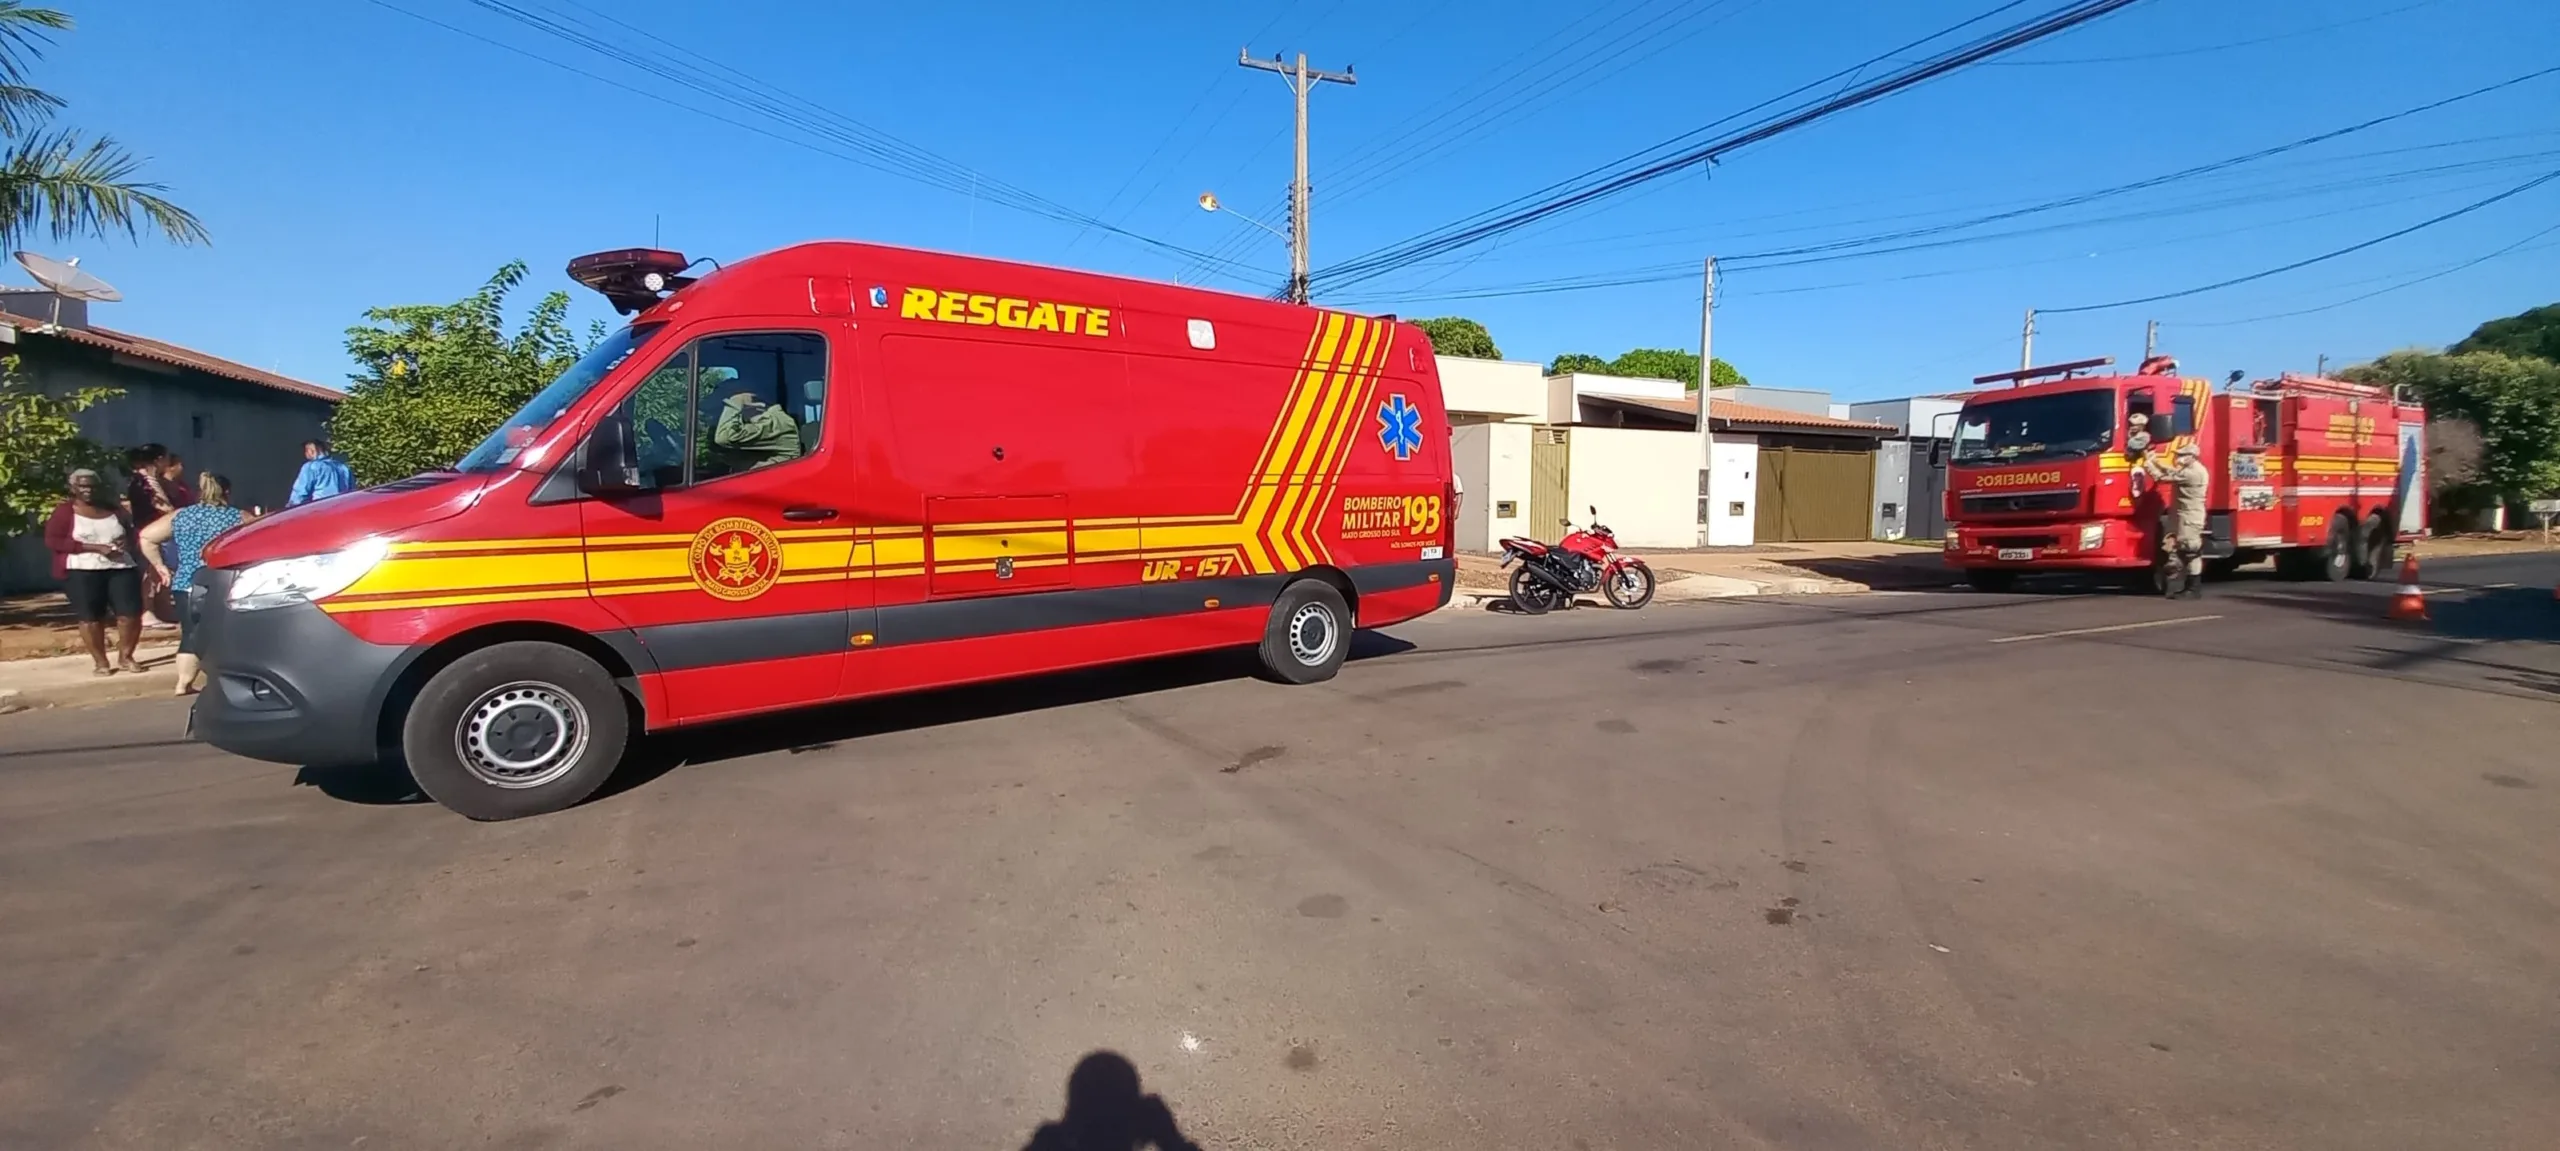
1529,426,1571,536
1755,444,1876,542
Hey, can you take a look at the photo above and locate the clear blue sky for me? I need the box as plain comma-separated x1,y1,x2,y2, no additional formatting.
37,0,2560,400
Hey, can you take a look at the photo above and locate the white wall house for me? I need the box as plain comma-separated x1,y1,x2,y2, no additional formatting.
1559,425,1707,549
1450,420,1532,553
1436,355,1545,425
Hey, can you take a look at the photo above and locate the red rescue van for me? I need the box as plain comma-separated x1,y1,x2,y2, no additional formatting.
191,243,1456,819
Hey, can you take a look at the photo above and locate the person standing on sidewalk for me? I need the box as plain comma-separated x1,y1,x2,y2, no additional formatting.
289,438,355,506
141,472,246,696
44,468,144,676
123,443,184,631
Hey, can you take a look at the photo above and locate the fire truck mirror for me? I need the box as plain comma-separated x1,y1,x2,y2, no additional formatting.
1927,439,1948,468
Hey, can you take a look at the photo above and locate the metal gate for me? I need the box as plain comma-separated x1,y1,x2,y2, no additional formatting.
1907,442,1948,540
1529,426,1571,535
1755,445,1877,542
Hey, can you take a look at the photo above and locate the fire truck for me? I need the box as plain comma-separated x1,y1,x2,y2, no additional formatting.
1940,355,2425,592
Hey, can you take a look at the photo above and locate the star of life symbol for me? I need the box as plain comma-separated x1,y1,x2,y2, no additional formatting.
1377,393,1423,461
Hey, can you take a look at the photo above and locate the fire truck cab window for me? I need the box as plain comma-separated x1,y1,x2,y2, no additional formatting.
1953,390,2116,465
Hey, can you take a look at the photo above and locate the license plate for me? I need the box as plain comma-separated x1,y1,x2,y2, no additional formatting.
1996,547,2035,561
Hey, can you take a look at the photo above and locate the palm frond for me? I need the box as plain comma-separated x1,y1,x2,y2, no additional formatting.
0,81,60,137
0,3,70,91
0,130,209,249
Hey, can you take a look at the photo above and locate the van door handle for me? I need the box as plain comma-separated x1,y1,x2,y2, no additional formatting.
781,506,838,522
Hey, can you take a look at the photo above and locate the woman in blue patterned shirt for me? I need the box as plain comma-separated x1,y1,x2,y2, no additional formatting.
141,472,250,696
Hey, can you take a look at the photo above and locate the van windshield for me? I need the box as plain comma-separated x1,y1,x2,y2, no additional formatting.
454,323,664,473
1953,390,2115,465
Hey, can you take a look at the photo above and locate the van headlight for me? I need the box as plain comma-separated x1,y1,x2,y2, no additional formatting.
227,537,390,612
2078,522,2107,551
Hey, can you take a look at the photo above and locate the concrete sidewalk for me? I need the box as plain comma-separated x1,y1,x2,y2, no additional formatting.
1450,540,1956,610
0,643,183,714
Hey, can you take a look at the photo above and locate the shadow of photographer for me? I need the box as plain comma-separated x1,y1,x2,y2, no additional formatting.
1022,1051,1202,1151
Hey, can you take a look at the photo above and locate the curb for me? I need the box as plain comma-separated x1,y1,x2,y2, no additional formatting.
1442,574,1874,611
0,669,183,714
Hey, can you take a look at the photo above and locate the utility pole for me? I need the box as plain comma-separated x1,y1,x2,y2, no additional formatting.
2316,352,2329,377
1240,49,1355,304
1697,257,1718,546
2020,308,2037,371
2143,319,2158,361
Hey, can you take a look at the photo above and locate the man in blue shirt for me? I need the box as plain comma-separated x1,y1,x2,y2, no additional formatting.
288,438,355,506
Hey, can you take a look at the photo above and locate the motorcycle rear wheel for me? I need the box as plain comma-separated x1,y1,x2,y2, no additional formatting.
1604,563,1656,609
1508,567,1564,615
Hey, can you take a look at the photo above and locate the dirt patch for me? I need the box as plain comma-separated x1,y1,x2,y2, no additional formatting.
2,594,87,661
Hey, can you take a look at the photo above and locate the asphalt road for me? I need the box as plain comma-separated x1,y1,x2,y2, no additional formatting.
4,554,2556,1150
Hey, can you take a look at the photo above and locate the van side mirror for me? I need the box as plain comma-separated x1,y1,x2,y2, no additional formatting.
577,411,642,495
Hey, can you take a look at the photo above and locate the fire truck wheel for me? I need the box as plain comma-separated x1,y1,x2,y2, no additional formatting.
1258,579,1351,685
400,642,631,821
2318,516,2353,582
2356,513,2393,580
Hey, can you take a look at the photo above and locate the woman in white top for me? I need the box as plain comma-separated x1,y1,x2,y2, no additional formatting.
43,468,144,675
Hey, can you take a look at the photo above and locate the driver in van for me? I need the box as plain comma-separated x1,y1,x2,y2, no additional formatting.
710,371,803,467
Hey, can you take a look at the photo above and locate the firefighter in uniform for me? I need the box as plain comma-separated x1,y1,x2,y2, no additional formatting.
2149,442,2210,598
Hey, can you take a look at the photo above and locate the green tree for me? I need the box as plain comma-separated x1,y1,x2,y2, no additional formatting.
2450,302,2560,364
1415,316,1499,359
0,4,206,249
0,355,117,539
332,262,594,484
1596,348,1749,390
2341,350,2560,512
1547,352,1609,375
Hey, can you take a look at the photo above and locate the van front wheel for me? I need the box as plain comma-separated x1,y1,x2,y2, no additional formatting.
1258,580,1351,685
401,641,630,821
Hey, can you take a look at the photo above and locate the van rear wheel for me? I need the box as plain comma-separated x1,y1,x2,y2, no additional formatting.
401,641,629,821
1258,579,1351,685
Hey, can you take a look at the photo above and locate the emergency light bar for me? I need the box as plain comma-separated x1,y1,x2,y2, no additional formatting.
1970,356,2113,387
567,248,697,314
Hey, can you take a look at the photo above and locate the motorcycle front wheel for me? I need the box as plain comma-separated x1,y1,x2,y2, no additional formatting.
1604,562,1657,610
1508,566,1564,615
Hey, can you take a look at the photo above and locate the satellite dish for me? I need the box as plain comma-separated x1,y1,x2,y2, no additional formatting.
15,251,122,302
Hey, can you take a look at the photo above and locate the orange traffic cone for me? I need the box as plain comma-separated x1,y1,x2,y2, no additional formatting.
2388,552,2429,622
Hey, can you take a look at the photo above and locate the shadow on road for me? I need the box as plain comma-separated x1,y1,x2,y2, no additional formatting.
1765,551,1963,591
2223,585,2560,644
1021,1050,1202,1151
591,631,1419,800
292,760,428,806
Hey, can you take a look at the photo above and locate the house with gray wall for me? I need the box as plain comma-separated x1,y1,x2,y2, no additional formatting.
2,288,338,590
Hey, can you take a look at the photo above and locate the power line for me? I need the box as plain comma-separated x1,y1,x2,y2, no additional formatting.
1311,0,2148,293
2039,167,2560,314
2164,224,2560,327
376,0,1265,277
1319,65,2560,306
1985,0,2447,65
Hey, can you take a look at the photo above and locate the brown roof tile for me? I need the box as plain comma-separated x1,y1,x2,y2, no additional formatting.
31,323,339,402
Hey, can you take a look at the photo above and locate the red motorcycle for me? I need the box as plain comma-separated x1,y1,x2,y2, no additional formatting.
1497,507,1656,614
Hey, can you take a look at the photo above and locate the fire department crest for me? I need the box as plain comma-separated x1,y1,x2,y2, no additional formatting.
688,517,783,601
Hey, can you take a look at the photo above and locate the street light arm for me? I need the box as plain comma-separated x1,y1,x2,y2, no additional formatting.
1215,205,1290,244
